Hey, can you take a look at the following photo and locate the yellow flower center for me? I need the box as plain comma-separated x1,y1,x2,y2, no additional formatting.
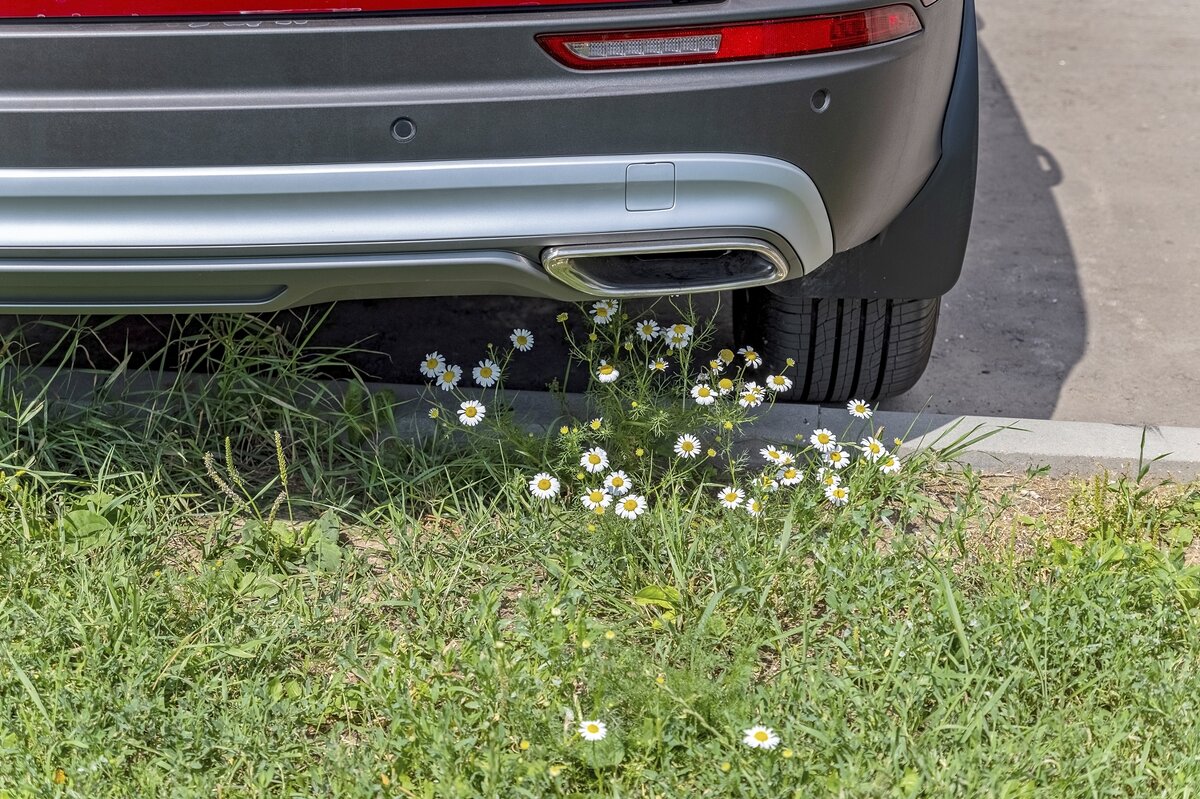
754,730,769,742
590,491,604,503
441,373,454,383
600,366,614,375
587,724,600,734
682,442,694,451
590,420,602,430
699,387,711,397
589,454,601,465
719,348,735,364
725,493,738,502
623,499,637,512
516,336,528,346
479,368,492,378
464,407,477,418
818,434,830,444
718,378,734,391
785,469,797,479
426,359,438,369
538,479,551,491
612,477,624,488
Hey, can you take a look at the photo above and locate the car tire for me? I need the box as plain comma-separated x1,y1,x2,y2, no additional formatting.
732,288,940,403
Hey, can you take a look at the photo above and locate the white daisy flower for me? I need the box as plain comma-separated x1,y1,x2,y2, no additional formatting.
824,447,851,470
635,319,660,341
596,361,620,384
777,465,803,487
810,429,837,453
746,498,766,518
664,322,694,340
860,436,887,462
457,400,486,427
738,382,765,409
510,328,535,352
717,486,745,509
580,488,612,511
419,351,447,379
776,450,796,466
649,358,671,373
707,359,725,376
690,384,716,406
757,474,780,493
674,434,702,459
760,445,787,464
528,473,560,500
472,359,500,388
879,454,902,474
436,364,463,391
578,720,607,741
825,484,850,506
604,470,632,496
614,494,648,520
591,300,618,325
665,332,690,350
765,374,793,392
580,447,609,474
742,726,780,750
847,399,873,419
716,377,736,396
816,467,841,488
737,346,763,369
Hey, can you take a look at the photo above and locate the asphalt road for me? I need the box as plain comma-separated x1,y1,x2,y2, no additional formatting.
880,0,1200,425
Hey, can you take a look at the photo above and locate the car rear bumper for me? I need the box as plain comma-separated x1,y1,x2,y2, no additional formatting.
0,0,968,311
0,152,833,312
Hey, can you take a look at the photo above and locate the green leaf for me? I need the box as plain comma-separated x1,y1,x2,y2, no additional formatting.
633,585,682,612
64,509,113,537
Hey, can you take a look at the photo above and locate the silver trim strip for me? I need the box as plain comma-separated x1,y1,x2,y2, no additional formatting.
542,238,789,298
0,153,834,310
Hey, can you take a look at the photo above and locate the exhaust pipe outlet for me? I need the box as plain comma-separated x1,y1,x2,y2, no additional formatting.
541,238,791,298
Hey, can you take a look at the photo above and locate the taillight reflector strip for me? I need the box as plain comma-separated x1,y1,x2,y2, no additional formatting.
539,5,923,69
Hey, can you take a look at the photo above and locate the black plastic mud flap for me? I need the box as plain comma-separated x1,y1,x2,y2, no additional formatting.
774,0,979,300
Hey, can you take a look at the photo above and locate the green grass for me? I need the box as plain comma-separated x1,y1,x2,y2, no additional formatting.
2,310,1200,797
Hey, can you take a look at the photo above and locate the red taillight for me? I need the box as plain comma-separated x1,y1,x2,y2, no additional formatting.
538,5,923,70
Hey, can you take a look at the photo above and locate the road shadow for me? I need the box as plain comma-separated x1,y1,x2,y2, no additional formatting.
879,37,1086,419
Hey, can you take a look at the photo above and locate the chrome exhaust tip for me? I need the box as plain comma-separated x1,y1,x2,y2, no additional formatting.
541,238,791,298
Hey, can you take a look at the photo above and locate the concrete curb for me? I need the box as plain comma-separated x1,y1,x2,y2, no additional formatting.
383,384,1200,480
27,369,1200,481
